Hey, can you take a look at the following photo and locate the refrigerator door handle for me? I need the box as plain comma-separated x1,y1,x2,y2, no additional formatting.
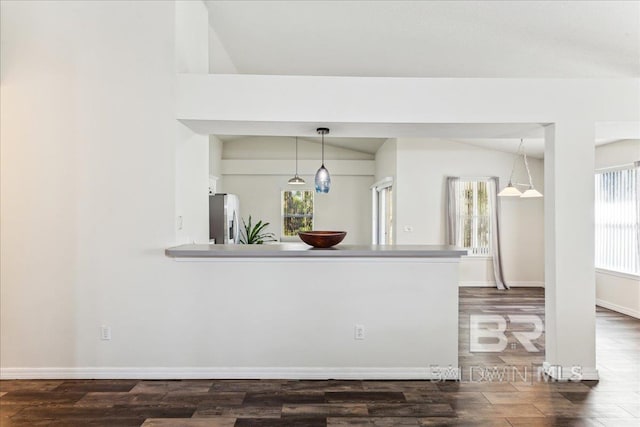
232,209,239,243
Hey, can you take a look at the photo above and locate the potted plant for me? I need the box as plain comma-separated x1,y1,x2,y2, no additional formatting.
240,216,276,244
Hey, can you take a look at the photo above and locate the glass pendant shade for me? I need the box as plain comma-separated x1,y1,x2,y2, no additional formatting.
498,182,522,197
288,136,306,185
315,164,331,193
315,127,331,193
521,187,543,198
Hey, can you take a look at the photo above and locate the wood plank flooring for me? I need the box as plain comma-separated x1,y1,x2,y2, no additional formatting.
2,288,639,426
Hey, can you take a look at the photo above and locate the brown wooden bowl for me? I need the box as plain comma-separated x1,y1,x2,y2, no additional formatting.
298,231,347,248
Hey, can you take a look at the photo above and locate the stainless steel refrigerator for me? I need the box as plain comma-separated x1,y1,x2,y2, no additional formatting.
209,193,240,244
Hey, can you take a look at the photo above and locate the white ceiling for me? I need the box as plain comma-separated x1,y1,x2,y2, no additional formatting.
202,2,640,157
206,1,639,78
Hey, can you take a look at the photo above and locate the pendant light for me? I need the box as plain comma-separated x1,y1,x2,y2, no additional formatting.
315,127,331,193
498,139,543,198
288,136,305,185
498,140,523,197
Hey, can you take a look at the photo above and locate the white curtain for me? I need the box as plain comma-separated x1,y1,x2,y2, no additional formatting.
445,177,460,248
487,177,507,290
445,176,508,290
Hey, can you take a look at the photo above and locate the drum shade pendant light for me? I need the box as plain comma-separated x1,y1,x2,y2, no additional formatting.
315,127,331,193
498,139,543,198
288,136,305,185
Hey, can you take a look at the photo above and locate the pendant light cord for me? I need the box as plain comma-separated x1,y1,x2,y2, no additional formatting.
321,132,325,166
295,136,299,175
522,142,534,188
509,139,524,184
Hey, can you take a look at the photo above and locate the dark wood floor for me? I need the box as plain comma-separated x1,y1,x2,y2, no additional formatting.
1,288,638,426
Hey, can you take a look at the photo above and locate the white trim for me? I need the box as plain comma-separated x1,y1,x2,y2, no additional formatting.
457,176,494,182
175,257,464,264
542,363,599,381
595,268,640,281
596,298,640,319
462,255,492,261
459,281,544,288
509,281,545,288
371,177,394,244
459,281,495,287
595,161,639,173
371,186,378,244
370,176,393,190
0,367,455,381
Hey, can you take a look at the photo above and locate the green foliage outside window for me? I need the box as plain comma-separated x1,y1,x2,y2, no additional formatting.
282,190,313,236
460,180,490,253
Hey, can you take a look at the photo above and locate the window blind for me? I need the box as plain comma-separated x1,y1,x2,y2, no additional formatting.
595,164,639,276
454,180,491,256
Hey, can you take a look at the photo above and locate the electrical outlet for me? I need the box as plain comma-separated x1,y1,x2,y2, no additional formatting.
354,324,365,340
100,326,112,341
177,216,183,231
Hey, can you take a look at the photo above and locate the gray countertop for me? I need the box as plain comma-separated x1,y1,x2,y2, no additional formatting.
165,243,468,258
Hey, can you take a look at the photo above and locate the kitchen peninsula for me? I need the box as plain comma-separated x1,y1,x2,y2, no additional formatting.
166,244,467,380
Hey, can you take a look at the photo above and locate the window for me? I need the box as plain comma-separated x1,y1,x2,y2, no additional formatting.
595,164,639,276
453,180,491,255
282,190,313,237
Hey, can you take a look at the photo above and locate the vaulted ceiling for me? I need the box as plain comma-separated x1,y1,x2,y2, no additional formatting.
205,1,640,157
205,1,639,78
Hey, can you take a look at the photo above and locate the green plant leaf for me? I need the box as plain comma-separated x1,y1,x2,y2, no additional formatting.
240,215,276,244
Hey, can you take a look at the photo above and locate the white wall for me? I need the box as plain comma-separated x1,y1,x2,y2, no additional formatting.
594,139,640,318
595,139,640,169
209,25,238,74
175,0,209,244
375,138,397,181
175,0,209,74
209,135,224,192
1,0,79,367
1,0,637,378
1,0,179,368
222,175,372,245
393,138,545,286
220,138,373,244
176,74,639,124
374,139,398,243
223,137,374,160
0,0,213,371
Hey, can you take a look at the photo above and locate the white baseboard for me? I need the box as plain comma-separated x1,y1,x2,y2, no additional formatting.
542,362,599,381
509,281,545,288
596,299,640,319
459,281,544,288
0,367,458,381
459,281,495,287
